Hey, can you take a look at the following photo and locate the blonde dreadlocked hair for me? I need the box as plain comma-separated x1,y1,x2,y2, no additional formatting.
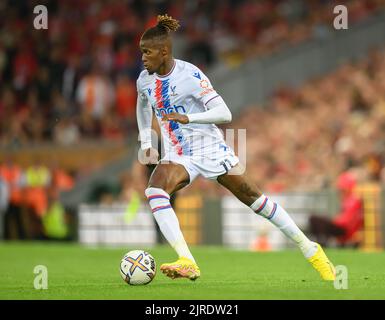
142,14,180,40
156,14,180,32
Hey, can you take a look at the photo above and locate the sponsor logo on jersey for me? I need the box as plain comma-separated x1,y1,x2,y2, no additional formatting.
155,105,186,118
193,72,201,80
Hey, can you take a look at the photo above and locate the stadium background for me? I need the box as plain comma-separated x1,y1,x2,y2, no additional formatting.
1,0,385,300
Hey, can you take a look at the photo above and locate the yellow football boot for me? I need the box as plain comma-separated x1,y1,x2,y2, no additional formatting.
308,243,336,281
160,257,200,281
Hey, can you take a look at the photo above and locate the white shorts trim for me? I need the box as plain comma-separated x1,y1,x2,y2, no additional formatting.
159,145,239,184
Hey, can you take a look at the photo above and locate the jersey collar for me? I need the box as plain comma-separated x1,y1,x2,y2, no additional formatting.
155,59,176,78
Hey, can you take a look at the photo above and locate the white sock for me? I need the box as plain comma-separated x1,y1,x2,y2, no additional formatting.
145,187,196,263
251,194,317,259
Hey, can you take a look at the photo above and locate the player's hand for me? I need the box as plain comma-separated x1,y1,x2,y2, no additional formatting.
162,112,189,124
138,147,159,165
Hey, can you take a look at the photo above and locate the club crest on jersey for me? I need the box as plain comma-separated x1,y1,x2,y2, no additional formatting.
147,88,152,96
155,105,186,118
170,85,177,96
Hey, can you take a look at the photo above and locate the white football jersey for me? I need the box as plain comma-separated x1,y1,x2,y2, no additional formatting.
136,59,228,157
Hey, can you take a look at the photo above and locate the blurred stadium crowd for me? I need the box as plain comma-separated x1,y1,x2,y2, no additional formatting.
185,47,385,196
1,0,385,240
1,0,384,147
0,156,74,240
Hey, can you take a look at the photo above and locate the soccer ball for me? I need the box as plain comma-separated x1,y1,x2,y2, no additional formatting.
120,250,156,285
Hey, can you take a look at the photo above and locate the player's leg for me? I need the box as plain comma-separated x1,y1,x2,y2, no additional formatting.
144,161,200,280
216,164,336,280
216,164,317,255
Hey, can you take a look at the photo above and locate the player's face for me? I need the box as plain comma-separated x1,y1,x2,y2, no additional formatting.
140,39,165,74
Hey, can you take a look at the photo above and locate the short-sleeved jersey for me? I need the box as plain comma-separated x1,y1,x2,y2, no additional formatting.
136,59,227,156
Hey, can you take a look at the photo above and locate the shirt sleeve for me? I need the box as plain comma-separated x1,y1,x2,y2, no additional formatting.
187,95,232,124
136,80,153,150
189,69,221,106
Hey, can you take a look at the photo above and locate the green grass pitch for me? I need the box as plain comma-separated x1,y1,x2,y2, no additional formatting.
1,242,385,300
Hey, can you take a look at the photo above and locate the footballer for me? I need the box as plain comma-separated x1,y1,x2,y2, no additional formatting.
136,14,335,281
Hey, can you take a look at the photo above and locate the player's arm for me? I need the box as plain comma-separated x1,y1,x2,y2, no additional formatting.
136,86,158,164
161,95,231,124
136,90,152,150
187,95,232,124
162,69,232,125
